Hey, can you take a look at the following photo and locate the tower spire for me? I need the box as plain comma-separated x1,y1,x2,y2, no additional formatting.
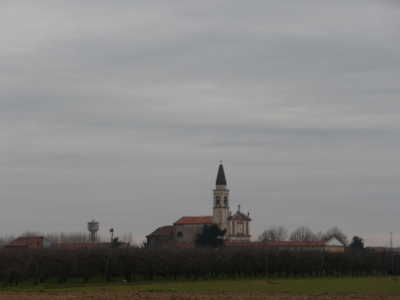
213,162,229,233
216,162,227,186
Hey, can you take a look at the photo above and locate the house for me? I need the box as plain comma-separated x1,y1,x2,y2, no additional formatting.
4,236,52,250
146,225,173,246
226,236,345,252
173,217,213,243
146,163,252,246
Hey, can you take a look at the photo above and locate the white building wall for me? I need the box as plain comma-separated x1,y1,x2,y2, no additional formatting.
43,238,52,248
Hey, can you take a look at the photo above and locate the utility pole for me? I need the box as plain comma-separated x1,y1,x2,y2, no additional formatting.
391,232,394,276
263,239,269,279
110,228,114,243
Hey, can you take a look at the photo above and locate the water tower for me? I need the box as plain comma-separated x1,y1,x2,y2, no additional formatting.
87,220,99,242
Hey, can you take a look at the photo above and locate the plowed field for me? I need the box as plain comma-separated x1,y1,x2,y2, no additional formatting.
1,292,400,300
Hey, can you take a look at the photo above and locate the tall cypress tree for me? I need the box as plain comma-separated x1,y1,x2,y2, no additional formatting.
195,224,226,248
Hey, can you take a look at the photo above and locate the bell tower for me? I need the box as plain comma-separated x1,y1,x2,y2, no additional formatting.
213,162,230,233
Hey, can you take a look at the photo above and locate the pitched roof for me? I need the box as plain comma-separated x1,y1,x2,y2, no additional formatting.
168,240,330,249
5,237,44,247
174,216,213,225
216,164,227,185
229,212,252,221
146,225,173,237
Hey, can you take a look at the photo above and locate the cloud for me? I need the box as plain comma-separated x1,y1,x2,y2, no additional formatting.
1,1,399,245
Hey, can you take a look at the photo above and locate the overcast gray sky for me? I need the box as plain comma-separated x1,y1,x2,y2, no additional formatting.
1,1,399,246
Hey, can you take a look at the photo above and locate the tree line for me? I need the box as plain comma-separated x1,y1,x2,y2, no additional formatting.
0,231,135,248
257,226,348,245
0,245,398,287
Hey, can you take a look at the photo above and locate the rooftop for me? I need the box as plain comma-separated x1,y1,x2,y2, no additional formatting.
174,216,213,225
146,225,173,237
226,240,328,247
5,236,45,247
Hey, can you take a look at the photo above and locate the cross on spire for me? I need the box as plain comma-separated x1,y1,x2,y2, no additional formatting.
237,204,241,212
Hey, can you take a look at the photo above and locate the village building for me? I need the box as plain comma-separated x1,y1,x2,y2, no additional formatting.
166,236,345,252
146,163,252,246
173,217,213,243
145,162,345,252
4,237,129,250
145,226,173,246
226,236,345,252
4,236,52,250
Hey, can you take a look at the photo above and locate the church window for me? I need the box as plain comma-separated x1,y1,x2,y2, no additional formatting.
177,232,183,237
216,196,220,207
223,196,227,207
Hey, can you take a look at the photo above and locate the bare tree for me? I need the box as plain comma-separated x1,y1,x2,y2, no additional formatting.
314,230,325,241
121,232,133,244
289,226,315,241
22,231,42,237
0,235,16,247
322,227,348,245
257,226,288,241
139,239,148,248
49,232,90,243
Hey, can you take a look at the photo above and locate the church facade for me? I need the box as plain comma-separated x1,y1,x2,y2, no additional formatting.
146,163,252,246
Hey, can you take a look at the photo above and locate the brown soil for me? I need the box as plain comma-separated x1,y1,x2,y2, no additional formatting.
1,292,400,300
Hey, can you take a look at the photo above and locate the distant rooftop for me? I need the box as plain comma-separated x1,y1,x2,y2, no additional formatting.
146,225,173,237
5,236,46,248
174,216,213,225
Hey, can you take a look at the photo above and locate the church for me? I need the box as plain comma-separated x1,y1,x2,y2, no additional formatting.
146,163,252,246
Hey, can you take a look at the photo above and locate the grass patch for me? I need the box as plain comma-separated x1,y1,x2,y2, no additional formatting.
2,276,400,294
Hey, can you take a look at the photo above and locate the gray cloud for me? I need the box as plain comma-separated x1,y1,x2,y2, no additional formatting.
1,1,399,246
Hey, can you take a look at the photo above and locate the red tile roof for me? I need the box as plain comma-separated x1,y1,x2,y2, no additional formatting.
225,241,261,247
225,241,326,247
171,240,329,249
146,225,173,237
174,216,213,225
5,237,44,248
